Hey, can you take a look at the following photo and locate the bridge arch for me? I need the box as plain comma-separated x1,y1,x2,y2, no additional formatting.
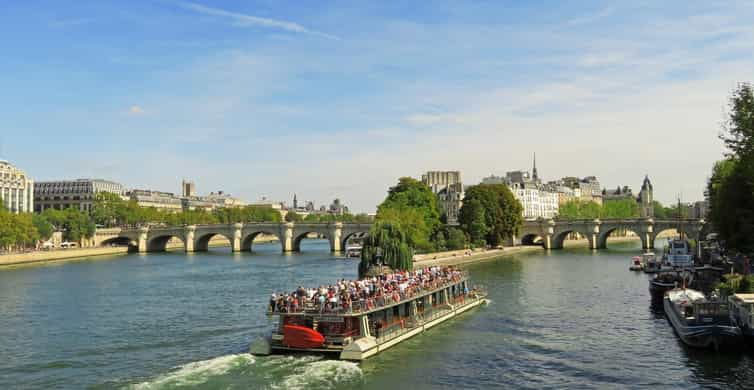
241,231,283,252
520,233,544,246
293,231,330,252
341,230,369,251
551,228,594,249
194,232,232,252
596,226,647,250
100,236,138,252
147,234,185,252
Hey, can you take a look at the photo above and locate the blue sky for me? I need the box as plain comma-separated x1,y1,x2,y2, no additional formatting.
2,1,753,212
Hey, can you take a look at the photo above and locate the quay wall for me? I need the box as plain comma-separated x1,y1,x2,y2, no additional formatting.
413,247,542,268
0,247,130,267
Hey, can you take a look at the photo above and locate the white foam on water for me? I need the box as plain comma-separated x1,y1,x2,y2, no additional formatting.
130,353,254,389
273,359,363,390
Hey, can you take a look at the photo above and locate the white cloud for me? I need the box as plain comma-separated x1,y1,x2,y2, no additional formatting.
179,2,339,40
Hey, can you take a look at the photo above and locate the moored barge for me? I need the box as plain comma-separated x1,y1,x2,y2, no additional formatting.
250,267,487,360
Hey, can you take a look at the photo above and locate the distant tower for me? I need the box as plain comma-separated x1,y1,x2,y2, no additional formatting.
293,193,298,209
532,152,539,182
182,179,196,198
639,175,654,218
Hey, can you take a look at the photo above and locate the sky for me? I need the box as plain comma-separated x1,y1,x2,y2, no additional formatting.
2,1,753,212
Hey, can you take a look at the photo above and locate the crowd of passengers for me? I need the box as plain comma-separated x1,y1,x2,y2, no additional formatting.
268,266,467,313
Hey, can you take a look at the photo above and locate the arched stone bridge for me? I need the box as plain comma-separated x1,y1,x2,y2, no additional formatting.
515,218,705,250
94,222,372,253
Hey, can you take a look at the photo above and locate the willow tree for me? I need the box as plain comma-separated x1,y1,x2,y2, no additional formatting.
359,221,413,277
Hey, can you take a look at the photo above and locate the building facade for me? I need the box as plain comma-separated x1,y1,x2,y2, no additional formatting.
182,179,196,198
128,189,184,211
481,156,559,220
34,179,124,213
0,160,34,213
422,171,464,225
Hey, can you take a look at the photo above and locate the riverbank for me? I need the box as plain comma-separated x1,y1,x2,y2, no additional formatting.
412,235,645,268
413,246,543,268
0,246,130,267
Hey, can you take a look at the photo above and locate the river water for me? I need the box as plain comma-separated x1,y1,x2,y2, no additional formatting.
1,240,752,389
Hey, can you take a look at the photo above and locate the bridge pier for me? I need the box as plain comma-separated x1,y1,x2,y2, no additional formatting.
232,223,242,252
282,223,294,252
329,222,343,252
184,225,196,252
138,227,149,253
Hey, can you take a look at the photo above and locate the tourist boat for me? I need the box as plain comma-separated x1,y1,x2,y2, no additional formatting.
250,268,487,360
663,288,742,350
629,256,644,271
728,293,754,345
663,238,695,269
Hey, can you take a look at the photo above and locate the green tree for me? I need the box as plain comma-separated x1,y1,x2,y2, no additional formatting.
709,83,754,252
360,221,413,276
602,199,640,219
459,198,488,246
459,184,523,247
284,211,303,222
378,177,441,235
32,214,54,240
721,83,754,157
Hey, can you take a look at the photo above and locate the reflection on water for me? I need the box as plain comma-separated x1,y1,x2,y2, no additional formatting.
0,239,752,389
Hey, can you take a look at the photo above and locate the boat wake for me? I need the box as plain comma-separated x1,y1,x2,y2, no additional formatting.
130,353,254,389
126,354,362,389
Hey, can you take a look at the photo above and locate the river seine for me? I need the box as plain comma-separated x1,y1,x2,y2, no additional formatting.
1,240,752,389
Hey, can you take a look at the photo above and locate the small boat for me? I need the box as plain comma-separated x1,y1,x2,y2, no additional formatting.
630,256,644,271
283,324,326,348
643,253,670,274
728,293,754,345
664,288,742,350
649,271,690,301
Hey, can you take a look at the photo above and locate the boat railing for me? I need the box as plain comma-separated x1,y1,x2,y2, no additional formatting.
693,301,730,321
268,271,470,316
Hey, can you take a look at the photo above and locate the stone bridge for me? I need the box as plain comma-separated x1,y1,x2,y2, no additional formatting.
94,222,372,253
514,218,705,250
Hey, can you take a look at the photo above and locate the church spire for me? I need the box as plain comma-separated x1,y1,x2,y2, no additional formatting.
532,152,539,181
293,193,298,209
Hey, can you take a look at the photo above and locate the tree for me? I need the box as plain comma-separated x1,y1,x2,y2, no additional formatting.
359,221,413,277
378,177,441,235
602,199,640,219
721,83,754,157
709,83,754,252
459,184,523,247
32,214,54,241
375,177,442,252
285,211,303,222
459,198,488,247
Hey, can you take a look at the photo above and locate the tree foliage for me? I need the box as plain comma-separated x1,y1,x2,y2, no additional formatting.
458,184,523,247
558,198,641,220
709,83,754,252
359,221,413,277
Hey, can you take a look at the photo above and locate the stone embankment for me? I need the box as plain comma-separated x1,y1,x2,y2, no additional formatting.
413,247,542,268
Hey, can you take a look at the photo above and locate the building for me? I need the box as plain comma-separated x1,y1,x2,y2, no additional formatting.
481,155,558,220
0,159,34,213
422,171,464,225
689,200,708,220
602,185,634,201
638,175,653,218
34,179,124,213
329,198,350,215
127,189,183,211
182,179,196,198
